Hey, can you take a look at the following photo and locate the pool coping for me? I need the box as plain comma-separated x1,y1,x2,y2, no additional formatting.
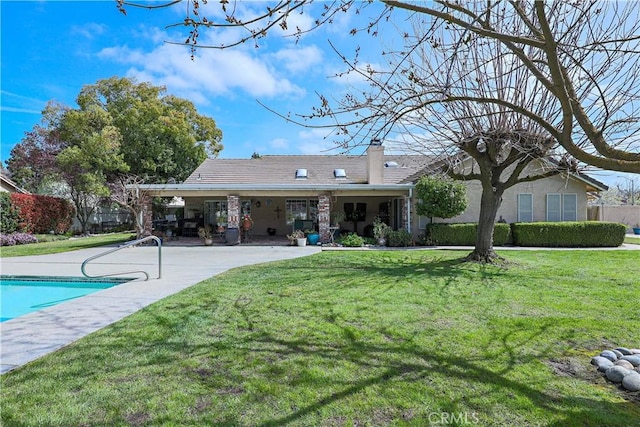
0,244,321,374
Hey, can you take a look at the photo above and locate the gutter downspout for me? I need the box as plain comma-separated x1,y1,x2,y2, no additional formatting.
407,188,412,233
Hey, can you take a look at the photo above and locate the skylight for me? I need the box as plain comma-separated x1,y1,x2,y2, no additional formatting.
295,168,308,179
333,168,347,179
384,161,399,168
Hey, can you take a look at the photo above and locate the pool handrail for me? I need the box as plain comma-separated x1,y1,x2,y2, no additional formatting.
81,235,162,281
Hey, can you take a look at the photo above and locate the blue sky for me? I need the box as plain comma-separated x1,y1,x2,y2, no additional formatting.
1,0,396,164
1,1,635,187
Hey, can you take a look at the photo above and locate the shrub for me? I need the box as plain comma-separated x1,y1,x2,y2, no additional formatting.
425,223,511,246
0,232,38,246
511,221,626,247
10,193,75,234
386,229,413,247
0,193,21,234
340,233,365,247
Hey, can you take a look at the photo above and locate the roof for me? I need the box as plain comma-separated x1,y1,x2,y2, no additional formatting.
0,173,29,194
183,155,437,186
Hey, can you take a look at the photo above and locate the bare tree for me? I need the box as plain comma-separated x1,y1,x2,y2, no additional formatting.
110,174,153,239
118,0,640,174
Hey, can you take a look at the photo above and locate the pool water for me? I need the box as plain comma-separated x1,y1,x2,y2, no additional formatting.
0,276,133,322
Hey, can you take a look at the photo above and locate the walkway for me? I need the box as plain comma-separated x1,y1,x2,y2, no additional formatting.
0,244,320,374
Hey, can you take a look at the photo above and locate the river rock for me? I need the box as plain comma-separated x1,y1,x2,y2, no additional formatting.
630,349,640,355
605,366,630,383
614,360,635,370
612,349,624,358
621,371,640,392
620,355,640,367
591,356,614,371
615,347,633,355
600,350,618,361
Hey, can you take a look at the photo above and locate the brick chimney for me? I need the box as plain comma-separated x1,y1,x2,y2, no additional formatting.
367,139,384,184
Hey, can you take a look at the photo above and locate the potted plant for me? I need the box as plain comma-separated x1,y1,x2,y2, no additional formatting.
305,228,320,245
198,225,214,246
216,211,228,227
331,210,346,227
241,213,253,231
633,223,640,235
287,229,306,246
373,216,390,246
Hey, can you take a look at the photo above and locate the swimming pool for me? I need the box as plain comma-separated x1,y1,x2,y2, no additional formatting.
0,276,134,322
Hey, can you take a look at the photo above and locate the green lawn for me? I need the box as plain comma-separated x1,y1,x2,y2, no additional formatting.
0,233,133,257
625,234,640,245
1,250,639,426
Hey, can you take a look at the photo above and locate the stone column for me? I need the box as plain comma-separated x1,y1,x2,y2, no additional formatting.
318,193,331,243
401,196,410,231
141,197,153,238
227,194,240,244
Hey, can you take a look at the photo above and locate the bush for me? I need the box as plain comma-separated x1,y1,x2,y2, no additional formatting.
340,233,365,247
511,221,626,247
386,229,413,247
0,193,21,234
425,223,511,246
10,193,75,234
0,232,38,246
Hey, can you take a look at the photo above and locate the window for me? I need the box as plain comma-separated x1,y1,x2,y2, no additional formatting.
546,194,562,222
333,169,347,179
205,200,228,226
295,169,308,179
286,199,319,224
546,193,577,221
517,194,533,222
562,194,577,221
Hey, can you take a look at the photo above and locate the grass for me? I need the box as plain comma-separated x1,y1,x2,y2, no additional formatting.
0,233,133,257
624,234,640,245
1,250,639,426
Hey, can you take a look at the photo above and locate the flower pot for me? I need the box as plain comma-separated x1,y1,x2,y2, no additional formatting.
307,233,320,245
204,238,214,246
633,227,640,235
296,238,307,247
377,237,387,246
242,220,252,231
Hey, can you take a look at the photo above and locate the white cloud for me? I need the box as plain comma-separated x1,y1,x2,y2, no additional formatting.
97,32,307,104
71,22,106,39
272,45,323,74
270,138,289,149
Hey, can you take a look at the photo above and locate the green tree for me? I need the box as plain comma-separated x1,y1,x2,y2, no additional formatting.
415,176,467,222
58,107,129,234
76,77,223,182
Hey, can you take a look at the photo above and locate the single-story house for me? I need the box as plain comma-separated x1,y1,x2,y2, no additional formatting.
0,173,29,194
140,141,608,243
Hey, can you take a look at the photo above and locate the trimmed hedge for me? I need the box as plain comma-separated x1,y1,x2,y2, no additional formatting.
0,192,21,234
511,221,626,247
386,229,413,247
9,193,75,234
425,223,511,246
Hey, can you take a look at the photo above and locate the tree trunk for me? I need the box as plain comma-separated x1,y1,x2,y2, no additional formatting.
466,185,504,263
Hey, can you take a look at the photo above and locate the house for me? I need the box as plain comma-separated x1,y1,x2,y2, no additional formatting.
140,142,608,243
0,173,29,194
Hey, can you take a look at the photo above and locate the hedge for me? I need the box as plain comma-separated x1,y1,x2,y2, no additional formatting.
0,192,21,234
425,223,511,246
9,193,75,234
510,221,626,247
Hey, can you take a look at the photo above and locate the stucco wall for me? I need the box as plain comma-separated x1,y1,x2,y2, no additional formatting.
594,205,640,230
416,173,590,230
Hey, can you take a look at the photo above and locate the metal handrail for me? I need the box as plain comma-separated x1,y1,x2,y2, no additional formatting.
81,235,162,281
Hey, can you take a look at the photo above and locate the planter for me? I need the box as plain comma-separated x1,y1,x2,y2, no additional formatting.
296,237,307,247
242,220,252,231
225,227,240,245
633,227,640,235
307,233,320,245
203,238,214,246
377,237,387,246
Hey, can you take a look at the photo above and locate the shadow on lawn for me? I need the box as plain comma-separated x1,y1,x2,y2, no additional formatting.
240,330,638,427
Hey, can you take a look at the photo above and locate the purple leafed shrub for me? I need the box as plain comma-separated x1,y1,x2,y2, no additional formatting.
0,233,38,246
